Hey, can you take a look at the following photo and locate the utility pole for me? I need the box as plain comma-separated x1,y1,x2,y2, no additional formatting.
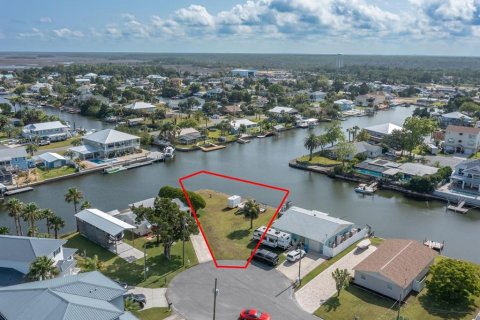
213,278,219,320
144,242,147,281
297,242,303,287
396,293,402,320
182,216,186,267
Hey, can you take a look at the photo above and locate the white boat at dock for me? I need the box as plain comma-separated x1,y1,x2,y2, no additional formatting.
103,166,127,174
237,138,250,144
424,240,444,252
164,146,175,159
354,182,377,195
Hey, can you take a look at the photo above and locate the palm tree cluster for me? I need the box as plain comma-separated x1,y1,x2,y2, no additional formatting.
243,199,261,229
64,187,84,214
5,198,65,238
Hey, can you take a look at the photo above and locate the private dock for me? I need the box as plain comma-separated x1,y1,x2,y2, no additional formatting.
447,200,469,214
124,160,154,170
200,144,226,152
424,239,444,252
4,187,34,196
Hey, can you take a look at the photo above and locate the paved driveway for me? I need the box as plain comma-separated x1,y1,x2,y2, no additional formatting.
128,287,168,309
295,246,377,313
277,251,327,281
167,261,317,320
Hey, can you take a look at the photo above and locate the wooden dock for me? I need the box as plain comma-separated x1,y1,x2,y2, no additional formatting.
200,144,226,152
4,187,34,196
124,160,154,169
447,200,469,214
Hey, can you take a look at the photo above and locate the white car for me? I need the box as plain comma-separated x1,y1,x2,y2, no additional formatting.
286,249,306,262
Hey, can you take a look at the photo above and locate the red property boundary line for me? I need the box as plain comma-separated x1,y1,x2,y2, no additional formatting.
178,170,290,269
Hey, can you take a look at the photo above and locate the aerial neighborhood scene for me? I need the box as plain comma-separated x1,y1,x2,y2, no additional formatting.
1,0,480,320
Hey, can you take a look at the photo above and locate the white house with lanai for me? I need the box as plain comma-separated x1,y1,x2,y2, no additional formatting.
124,101,157,113
22,121,70,142
69,129,140,160
230,119,258,132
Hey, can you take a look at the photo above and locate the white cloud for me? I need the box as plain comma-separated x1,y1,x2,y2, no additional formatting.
17,27,45,39
52,28,84,39
39,17,53,24
174,5,215,27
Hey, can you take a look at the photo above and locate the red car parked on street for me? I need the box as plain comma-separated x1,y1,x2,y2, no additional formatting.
239,308,271,320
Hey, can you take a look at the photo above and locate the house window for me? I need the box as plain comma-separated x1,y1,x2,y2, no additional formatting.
360,274,366,280
52,247,61,257
387,284,393,290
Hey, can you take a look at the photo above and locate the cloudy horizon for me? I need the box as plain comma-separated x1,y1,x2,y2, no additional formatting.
1,0,480,56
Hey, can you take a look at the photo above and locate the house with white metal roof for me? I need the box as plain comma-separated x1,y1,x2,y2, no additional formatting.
22,121,70,142
0,271,138,320
268,106,298,115
35,152,67,169
0,235,78,286
124,101,157,113
75,208,135,251
364,122,402,141
69,129,140,160
272,206,369,257
230,119,258,132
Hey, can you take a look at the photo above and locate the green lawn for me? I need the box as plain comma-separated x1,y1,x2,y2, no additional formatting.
315,283,480,320
296,153,341,166
37,166,76,180
196,189,278,261
63,232,198,288
38,138,76,150
207,129,237,142
297,237,384,290
132,307,171,320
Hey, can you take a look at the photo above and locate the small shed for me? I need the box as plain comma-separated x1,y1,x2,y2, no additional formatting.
75,208,135,252
36,152,67,169
227,195,242,208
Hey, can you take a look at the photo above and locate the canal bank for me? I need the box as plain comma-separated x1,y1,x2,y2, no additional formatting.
0,107,479,263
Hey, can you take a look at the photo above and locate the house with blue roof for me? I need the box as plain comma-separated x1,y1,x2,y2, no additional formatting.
22,121,71,142
0,235,78,286
0,271,138,320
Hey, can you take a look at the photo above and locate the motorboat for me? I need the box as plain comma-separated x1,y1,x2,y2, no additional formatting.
164,146,175,159
103,166,127,174
354,183,376,195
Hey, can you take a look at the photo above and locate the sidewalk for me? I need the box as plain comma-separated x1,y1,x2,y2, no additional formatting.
190,233,212,263
295,246,377,313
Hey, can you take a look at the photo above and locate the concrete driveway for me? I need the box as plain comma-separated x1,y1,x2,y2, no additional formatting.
167,261,317,320
128,287,168,309
277,251,327,281
295,246,377,313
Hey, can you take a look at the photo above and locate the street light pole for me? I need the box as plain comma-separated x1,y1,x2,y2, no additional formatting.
144,242,147,281
213,278,218,320
182,216,186,267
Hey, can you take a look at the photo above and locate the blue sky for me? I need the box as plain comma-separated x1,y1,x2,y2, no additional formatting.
1,0,480,55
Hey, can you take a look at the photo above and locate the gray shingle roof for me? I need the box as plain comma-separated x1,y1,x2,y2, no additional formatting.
0,271,137,320
272,206,353,243
0,235,66,264
75,208,135,236
442,111,472,120
83,129,140,145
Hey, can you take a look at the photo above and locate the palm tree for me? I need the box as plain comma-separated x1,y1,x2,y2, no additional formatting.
26,143,38,157
22,202,40,235
40,209,55,236
81,254,104,271
80,201,91,210
64,187,83,214
124,298,141,312
5,198,24,236
49,216,65,239
0,226,9,235
27,256,59,281
243,199,260,229
304,133,319,161
352,125,360,141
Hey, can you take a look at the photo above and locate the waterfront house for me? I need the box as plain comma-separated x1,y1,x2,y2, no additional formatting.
326,141,382,160
353,239,437,300
444,125,480,155
69,129,141,160
109,209,152,237
0,271,138,320
75,208,135,252
355,93,386,107
272,206,369,257
355,159,438,179
364,122,402,141
22,121,70,142
268,106,298,116
0,146,28,171
130,197,191,214
124,101,156,113
450,159,480,193
0,169,13,185
178,128,203,145
439,112,472,128
310,91,327,102
333,99,354,111
0,235,77,286
230,119,258,133
35,152,67,169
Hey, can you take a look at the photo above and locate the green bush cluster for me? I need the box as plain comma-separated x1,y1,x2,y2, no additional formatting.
158,186,206,212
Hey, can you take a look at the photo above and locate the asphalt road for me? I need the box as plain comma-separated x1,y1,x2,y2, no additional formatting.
167,261,318,320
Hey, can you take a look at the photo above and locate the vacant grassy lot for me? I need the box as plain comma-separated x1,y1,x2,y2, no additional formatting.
38,138,76,151
37,166,76,180
296,153,341,166
196,189,278,261
63,232,198,288
132,307,171,320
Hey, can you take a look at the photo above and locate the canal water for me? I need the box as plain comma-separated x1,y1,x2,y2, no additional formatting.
0,98,478,263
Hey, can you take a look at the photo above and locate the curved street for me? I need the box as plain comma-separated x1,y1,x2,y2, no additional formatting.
167,261,318,320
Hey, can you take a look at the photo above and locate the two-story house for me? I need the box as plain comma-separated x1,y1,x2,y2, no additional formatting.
444,125,480,155
0,147,28,171
22,121,70,142
439,112,472,128
0,235,77,286
333,99,354,111
69,129,141,160
450,159,480,193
